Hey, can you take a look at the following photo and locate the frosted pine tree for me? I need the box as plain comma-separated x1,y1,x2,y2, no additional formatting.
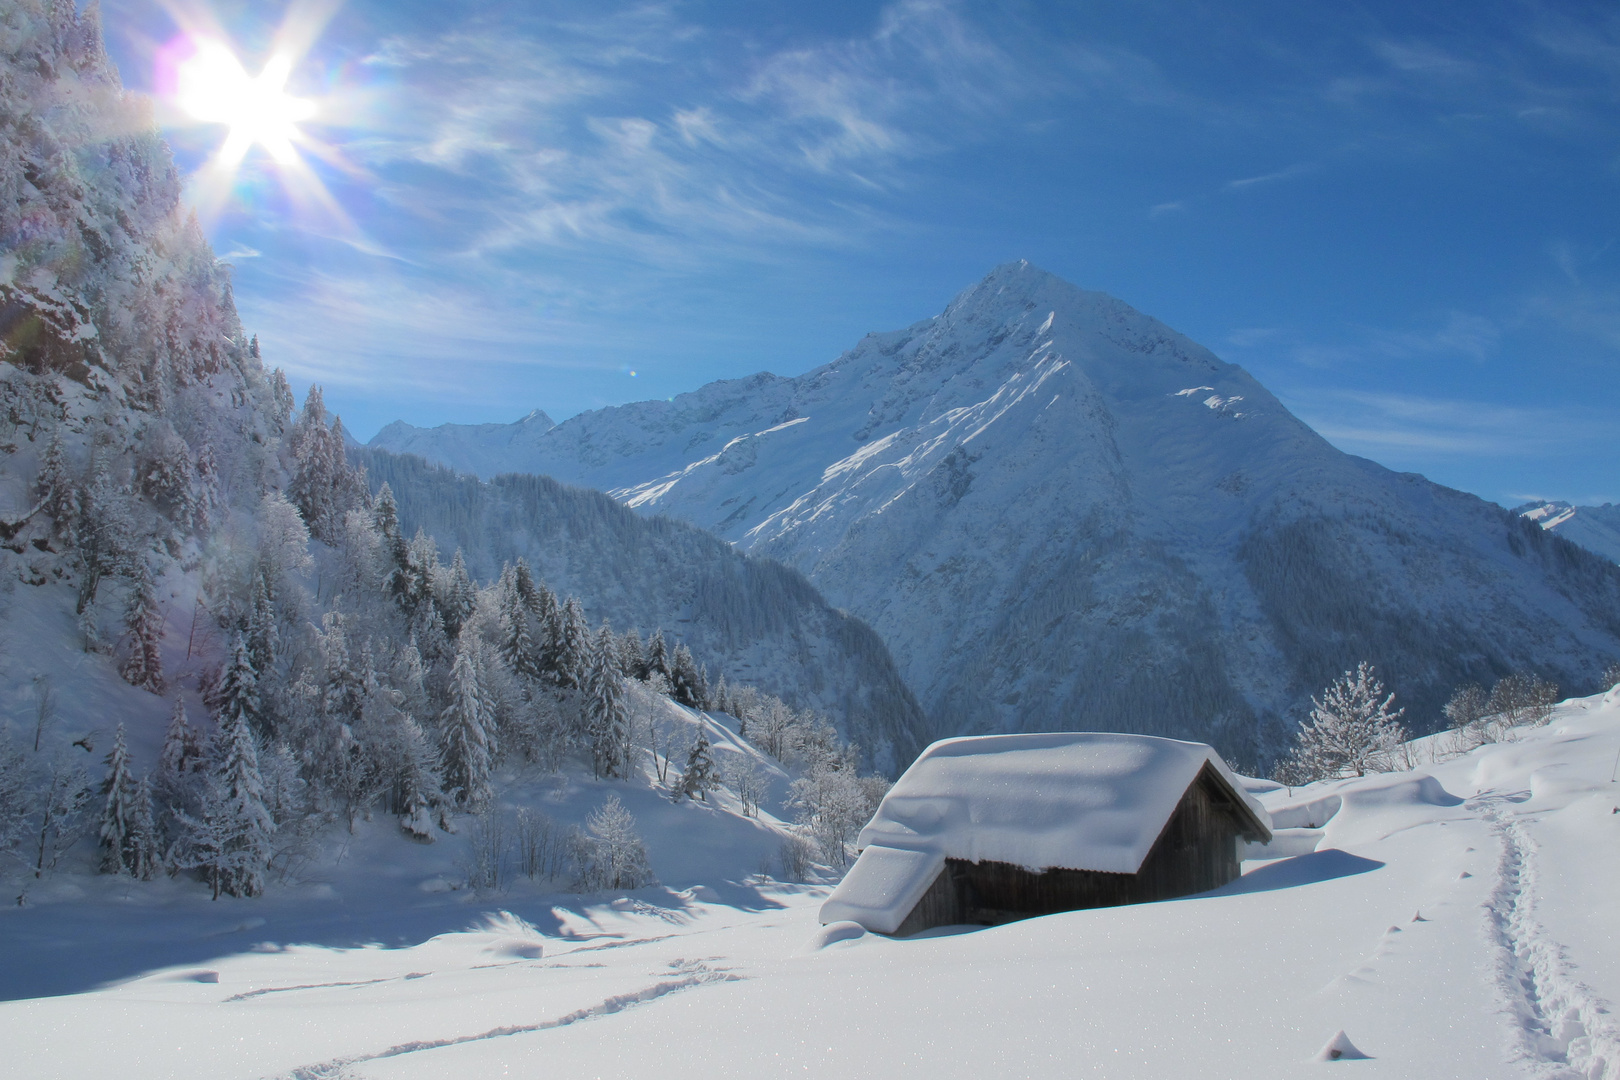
1283,661,1408,782
585,624,631,779
211,694,275,896
127,774,161,881
158,698,204,778
554,597,590,689
394,716,443,841
499,573,541,681
98,723,139,874
214,632,263,740
246,571,279,676
673,728,718,802
440,638,492,809
646,629,670,684
580,794,655,891
119,559,165,693
36,428,79,547
441,550,478,640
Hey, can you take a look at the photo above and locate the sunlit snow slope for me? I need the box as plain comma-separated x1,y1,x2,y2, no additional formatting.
375,264,1620,760
9,688,1620,1080
1518,500,1620,566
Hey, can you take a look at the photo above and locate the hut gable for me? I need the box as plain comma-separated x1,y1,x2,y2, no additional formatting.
821,733,1272,936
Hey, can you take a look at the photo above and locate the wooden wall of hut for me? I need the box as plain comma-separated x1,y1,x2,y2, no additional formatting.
894,762,1256,934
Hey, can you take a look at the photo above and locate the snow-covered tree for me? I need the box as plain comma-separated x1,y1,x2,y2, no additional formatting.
584,624,631,779
179,696,275,897
554,597,589,689
499,575,541,681
672,728,718,803
645,629,670,684
213,632,263,739
36,428,79,547
127,774,161,881
577,794,654,891
722,754,767,818
287,385,366,543
440,550,477,640
158,699,204,779
787,763,885,870
1281,661,1408,782
440,636,492,809
119,559,166,693
98,723,139,874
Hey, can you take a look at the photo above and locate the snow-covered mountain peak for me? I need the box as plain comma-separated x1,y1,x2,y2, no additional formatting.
367,266,1620,759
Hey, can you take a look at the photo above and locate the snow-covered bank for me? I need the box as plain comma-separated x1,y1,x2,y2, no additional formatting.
6,689,1620,1079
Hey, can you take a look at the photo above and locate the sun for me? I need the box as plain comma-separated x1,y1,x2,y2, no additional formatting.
174,39,316,166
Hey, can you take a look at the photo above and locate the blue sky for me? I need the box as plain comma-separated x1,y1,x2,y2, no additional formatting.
103,0,1620,506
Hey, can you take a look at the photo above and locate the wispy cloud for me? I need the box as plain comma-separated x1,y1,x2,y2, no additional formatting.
1225,161,1317,190
1286,388,1602,459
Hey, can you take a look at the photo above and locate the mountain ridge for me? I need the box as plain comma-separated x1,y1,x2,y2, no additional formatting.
370,263,1620,761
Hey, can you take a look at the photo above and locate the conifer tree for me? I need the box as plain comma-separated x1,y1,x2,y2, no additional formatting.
585,624,631,779
183,695,275,897
246,570,279,676
128,774,160,881
556,597,590,689
119,560,166,694
646,629,670,683
98,723,138,874
500,582,541,681
37,429,79,547
673,728,718,802
669,643,701,708
158,698,204,779
441,550,477,640
440,637,492,809
619,628,647,681
214,632,263,740
394,716,443,842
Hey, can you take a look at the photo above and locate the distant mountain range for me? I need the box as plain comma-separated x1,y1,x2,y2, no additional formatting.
1516,501,1620,566
370,263,1620,762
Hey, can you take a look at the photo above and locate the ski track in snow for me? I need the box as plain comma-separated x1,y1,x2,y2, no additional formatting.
277,962,742,1079
225,978,392,1002
1475,798,1620,1080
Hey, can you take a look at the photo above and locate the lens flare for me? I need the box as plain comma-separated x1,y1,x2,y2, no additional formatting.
174,39,315,166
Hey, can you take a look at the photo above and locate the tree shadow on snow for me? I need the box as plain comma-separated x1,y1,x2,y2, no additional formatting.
1203,849,1384,897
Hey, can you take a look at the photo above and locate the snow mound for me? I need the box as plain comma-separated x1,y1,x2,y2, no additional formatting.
1314,1029,1371,1061
801,921,868,952
854,732,1268,875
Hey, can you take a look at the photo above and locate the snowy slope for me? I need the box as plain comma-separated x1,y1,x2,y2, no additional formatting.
356,448,929,771
1518,500,1620,565
373,264,1620,761
8,689,1620,1079
369,410,556,480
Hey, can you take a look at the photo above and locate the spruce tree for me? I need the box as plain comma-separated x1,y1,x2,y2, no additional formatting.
673,728,718,802
556,597,590,689
500,579,541,681
646,629,670,683
669,643,701,708
441,550,478,640
119,560,166,693
585,624,631,779
98,723,138,874
37,429,79,547
440,638,492,809
246,570,279,676
159,698,204,778
128,774,160,881
214,633,263,740
208,694,275,896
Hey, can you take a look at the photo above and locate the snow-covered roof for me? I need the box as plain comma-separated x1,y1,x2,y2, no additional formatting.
822,732,1269,930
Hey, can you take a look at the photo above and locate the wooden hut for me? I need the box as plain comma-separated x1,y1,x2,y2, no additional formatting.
820,732,1272,936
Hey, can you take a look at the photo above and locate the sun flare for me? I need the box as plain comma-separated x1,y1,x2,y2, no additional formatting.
175,40,315,166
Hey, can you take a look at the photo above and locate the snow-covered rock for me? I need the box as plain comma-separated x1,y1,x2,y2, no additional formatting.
374,264,1620,760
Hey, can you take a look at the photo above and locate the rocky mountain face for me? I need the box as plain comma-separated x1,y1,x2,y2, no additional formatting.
1517,501,1620,566
376,263,1620,762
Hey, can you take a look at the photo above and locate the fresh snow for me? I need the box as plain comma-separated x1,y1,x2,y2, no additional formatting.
849,732,1266,875
7,689,1620,1079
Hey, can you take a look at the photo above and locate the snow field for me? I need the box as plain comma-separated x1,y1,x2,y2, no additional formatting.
5,690,1620,1078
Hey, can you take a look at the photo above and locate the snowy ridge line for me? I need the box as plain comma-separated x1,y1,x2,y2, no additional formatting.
225,977,391,1002
278,964,743,1079
1475,800,1620,1080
